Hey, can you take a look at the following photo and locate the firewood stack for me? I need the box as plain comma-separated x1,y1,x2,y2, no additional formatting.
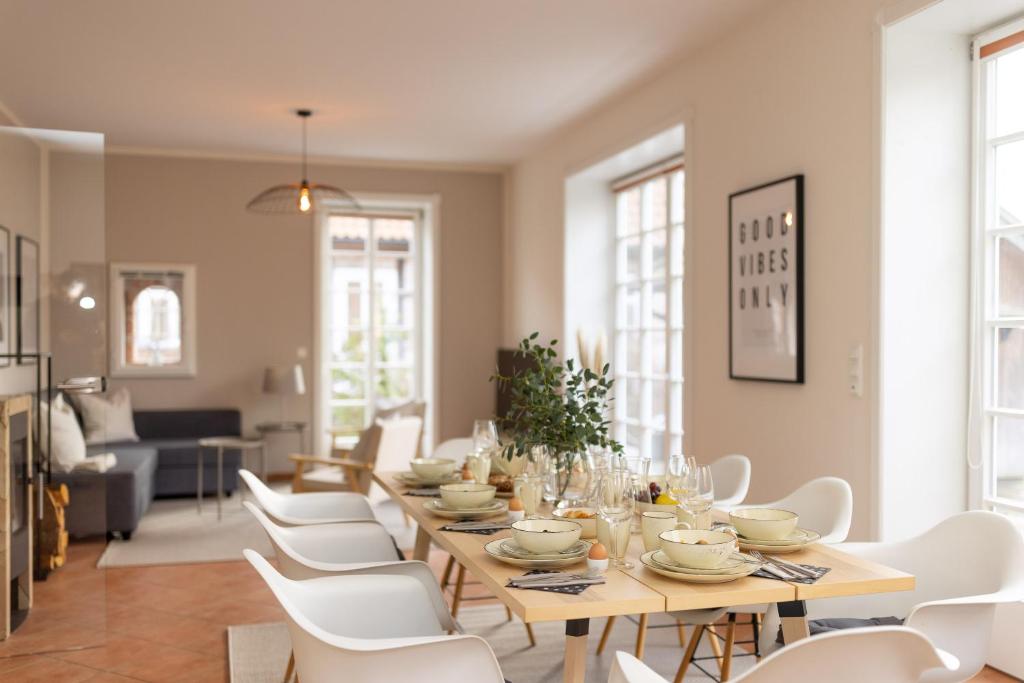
35,484,69,578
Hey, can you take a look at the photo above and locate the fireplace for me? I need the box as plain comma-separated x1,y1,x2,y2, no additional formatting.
1,396,33,639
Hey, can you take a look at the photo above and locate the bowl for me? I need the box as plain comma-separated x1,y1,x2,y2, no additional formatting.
439,483,496,509
729,508,799,541
658,529,737,569
552,507,598,538
637,500,682,516
511,518,582,554
410,458,456,480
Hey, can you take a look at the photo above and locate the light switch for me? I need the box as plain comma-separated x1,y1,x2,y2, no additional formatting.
848,345,863,397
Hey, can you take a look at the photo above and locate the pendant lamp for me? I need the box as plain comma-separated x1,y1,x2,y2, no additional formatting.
246,109,359,214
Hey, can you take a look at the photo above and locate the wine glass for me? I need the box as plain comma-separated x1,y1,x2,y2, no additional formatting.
667,454,692,505
472,419,499,454
597,471,635,569
682,464,715,530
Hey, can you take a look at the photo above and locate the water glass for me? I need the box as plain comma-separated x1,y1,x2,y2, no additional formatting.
466,451,492,485
514,473,544,518
597,471,635,569
472,419,499,453
682,464,715,530
667,454,692,504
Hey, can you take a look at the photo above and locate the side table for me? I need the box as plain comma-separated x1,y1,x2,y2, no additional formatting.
196,437,266,520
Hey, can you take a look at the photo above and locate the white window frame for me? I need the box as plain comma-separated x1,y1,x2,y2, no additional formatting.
108,262,197,378
612,160,684,466
971,17,1024,515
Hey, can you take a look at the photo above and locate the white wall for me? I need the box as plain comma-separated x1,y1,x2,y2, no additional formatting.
507,0,886,539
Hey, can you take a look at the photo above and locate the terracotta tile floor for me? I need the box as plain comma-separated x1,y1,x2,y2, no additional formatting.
0,539,1016,682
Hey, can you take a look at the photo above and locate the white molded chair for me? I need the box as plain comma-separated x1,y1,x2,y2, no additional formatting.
245,550,504,683
432,437,474,463
710,454,752,508
246,501,456,633
760,511,1024,682
240,469,375,525
609,626,956,683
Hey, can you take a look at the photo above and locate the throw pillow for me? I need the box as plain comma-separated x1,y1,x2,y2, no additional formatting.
74,387,140,445
37,393,87,473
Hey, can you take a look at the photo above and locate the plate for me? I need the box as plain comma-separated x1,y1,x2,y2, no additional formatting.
737,528,820,546
498,539,590,560
423,499,508,519
484,539,586,569
650,551,754,575
395,471,461,487
737,529,820,553
640,551,761,583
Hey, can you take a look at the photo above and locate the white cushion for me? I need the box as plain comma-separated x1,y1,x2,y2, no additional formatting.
74,387,140,445
38,394,87,473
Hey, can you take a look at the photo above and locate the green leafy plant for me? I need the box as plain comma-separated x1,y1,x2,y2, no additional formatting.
491,333,623,486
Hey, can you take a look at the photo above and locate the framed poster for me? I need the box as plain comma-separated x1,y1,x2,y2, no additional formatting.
0,227,8,367
728,174,804,383
16,235,40,365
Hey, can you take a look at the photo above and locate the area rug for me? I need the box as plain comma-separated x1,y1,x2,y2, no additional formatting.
97,490,416,568
227,605,756,682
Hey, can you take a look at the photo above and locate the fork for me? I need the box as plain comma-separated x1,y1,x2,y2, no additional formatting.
749,551,818,579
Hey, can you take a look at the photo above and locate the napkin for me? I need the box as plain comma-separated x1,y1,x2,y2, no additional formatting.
753,561,830,584
404,488,441,497
506,570,605,595
440,521,510,534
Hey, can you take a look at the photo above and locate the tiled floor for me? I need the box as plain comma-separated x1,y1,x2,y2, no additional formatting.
0,539,1016,682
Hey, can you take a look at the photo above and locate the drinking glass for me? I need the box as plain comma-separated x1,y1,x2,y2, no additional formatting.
667,454,692,505
514,473,545,518
597,471,635,569
681,464,715,530
466,451,491,485
472,419,499,454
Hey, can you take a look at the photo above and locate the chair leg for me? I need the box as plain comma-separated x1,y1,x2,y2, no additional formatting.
448,565,466,634
673,624,705,683
283,650,295,683
720,613,737,681
441,555,456,589
708,624,724,669
524,621,536,647
634,613,649,659
596,615,616,655
676,621,687,648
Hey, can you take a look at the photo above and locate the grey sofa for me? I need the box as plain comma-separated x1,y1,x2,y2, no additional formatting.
52,407,244,539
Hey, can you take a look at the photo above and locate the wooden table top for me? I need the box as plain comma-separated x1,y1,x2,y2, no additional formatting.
374,471,914,623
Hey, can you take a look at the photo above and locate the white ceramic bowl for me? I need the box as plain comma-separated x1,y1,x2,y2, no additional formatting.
552,507,598,538
410,458,457,479
511,519,582,554
439,483,496,509
729,508,799,541
658,529,737,569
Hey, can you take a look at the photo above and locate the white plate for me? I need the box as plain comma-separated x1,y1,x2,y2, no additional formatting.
650,551,754,575
498,539,589,560
395,471,461,487
640,551,761,583
737,528,820,546
424,499,508,519
484,539,586,569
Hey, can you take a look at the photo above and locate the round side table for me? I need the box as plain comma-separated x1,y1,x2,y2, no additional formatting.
196,437,266,520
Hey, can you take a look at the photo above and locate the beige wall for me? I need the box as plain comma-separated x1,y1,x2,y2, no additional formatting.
506,0,895,540
105,154,504,466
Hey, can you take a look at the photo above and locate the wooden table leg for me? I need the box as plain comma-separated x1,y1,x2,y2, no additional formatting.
778,600,810,644
563,618,590,683
412,524,432,561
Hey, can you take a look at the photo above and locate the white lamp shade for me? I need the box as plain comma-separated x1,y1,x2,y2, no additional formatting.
263,364,306,396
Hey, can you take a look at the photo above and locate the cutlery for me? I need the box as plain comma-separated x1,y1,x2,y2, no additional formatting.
750,551,818,579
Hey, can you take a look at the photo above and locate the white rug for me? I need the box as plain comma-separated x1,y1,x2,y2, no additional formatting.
227,606,756,682
97,491,415,568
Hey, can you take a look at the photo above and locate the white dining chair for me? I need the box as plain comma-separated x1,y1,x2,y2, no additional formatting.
240,469,376,525
758,510,1024,682
245,550,505,683
609,626,957,683
600,454,753,659
432,437,474,463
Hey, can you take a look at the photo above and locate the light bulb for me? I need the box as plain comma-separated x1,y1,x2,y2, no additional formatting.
79,296,96,310
299,185,312,213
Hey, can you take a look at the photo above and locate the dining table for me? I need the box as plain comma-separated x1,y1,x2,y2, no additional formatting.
374,471,915,683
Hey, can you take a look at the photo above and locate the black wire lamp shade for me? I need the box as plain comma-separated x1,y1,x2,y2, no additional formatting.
246,109,360,215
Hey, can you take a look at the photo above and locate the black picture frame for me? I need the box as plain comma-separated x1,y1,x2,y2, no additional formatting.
728,174,804,383
0,226,9,368
15,235,40,366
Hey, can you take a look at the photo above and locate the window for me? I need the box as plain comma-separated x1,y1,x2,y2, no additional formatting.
109,263,196,377
975,24,1024,516
612,161,684,463
325,213,421,440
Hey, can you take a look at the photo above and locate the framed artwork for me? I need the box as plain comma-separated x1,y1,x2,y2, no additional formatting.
728,174,804,383
109,262,197,377
15,235,39,365
0,227,9,367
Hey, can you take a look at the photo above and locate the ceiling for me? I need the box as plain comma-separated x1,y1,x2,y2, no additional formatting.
0,0,768,165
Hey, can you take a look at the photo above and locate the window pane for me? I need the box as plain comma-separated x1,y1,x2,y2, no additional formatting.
670,225,684,277
618,187,641,236
377,368,414,401
331,404,365,435
994,416,1024,501
620,284,642,328
996,327,1024,410
619,236,641,281
651,379,667,429
648,281,666,328
626,425,644,459
669,433,683,458
377,330,414,365
647,229,666,280
651,431,666,462
996,140,1024,226
670,170,684,225
624,331,641,373
997,233,1024,317
995,48,1024,138
650,330,666,377
647,176,667,230
670,330,683,380
376,290,415,328
670,382,683,432
670,277,683,328
626,378,642,420
332,330,366,364
330,216,369,250
331,368,365,400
